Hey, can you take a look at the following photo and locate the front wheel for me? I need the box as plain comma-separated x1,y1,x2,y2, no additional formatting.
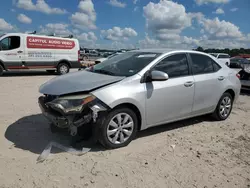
57,63,70,75
98,107,138,149
212,92,233,121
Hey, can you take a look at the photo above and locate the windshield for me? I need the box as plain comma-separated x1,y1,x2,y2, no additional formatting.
87,51,161,77
210,54,217,57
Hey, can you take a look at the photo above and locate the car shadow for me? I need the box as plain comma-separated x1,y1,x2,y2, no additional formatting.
1,71,57,77
4,114,104,155
137,115,213,139
5,113,214,154
240,89,250,96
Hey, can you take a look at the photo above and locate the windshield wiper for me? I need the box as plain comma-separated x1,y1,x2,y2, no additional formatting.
93,69,116,76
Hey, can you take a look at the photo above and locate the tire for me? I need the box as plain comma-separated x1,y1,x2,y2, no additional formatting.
46,70,55,74
0,65,4,76
57,63,70,75
98,107,138,149
212,92,233,121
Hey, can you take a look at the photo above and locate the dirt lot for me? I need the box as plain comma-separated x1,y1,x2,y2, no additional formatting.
0,70,250,188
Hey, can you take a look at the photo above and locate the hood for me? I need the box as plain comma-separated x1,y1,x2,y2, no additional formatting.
39,70,125,96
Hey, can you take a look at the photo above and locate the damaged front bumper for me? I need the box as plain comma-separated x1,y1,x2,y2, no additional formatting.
38,95,107,136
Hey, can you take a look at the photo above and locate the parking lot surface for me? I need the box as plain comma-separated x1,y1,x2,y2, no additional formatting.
0,71,250,188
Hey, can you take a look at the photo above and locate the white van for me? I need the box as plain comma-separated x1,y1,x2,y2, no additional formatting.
0,33,81,75
209,53,231,67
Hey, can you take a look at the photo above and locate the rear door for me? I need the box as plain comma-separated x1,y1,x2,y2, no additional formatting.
188,53,224,115
0,35,23,69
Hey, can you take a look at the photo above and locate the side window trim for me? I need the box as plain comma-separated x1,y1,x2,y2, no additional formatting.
150,52,191,79
187,53,218,76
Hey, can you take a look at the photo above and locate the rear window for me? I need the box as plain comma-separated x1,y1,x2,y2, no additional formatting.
218,54,230,58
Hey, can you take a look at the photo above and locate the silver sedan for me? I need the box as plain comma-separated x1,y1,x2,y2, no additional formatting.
38,49,241,149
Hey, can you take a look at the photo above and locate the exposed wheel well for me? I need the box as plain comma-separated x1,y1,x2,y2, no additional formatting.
113,103,142,131
0,61,6,70
225,89,235,101
57,60,71,68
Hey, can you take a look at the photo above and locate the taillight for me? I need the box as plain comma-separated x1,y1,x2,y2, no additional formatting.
236,73,240,79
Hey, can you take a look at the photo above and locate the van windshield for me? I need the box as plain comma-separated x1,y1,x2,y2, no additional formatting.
86,51,161,77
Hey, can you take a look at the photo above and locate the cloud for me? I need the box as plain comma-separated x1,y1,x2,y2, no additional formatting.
134,6,139,12
195,0,230,5
77,32,97,42
70,0,97,30
143,0,192,40
0,18,14,31
108,0,126,8
15,0,67,14
101,27,137,41
202,17,243,39
17,14,32,24
230,8,238,12
213,8,224,14
40,23,72,35
133,0,138,4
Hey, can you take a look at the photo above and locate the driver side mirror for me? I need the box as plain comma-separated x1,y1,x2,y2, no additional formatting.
141,70,169,83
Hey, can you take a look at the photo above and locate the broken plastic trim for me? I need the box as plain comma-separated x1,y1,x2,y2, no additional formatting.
90,103,107,123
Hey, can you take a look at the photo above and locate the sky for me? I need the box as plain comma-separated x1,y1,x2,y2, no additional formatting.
0,0,249,50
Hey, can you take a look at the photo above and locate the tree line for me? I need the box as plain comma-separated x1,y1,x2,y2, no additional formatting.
194,47,250,57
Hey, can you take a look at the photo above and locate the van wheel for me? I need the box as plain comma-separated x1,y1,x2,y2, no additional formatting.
212,92,233,121
57,63,69,75
0,65,3,76
98,107,138,149
46,70,55,74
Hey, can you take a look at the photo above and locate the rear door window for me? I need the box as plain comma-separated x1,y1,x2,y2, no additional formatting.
190,53,220,75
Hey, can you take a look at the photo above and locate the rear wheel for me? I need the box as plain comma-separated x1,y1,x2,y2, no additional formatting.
212,92,233,121
0,65,3,76
57,63,70,75
98,107,138,149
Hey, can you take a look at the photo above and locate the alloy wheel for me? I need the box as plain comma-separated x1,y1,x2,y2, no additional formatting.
107,113,134,144
219,96,232,118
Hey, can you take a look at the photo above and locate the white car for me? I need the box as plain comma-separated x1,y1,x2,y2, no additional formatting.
95,52,123,64
209,53,231,67
0,32,81,75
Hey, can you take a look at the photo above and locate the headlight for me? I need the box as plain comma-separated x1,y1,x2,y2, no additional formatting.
47,94,96,114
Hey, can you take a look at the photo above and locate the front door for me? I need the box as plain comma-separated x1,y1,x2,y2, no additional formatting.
0,35,23,69
145,53,195,127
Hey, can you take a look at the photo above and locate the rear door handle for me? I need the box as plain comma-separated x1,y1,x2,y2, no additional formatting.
17,50,23,53
218,76,225,81
184,81,194,87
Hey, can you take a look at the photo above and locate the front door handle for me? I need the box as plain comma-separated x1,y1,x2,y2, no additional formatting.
218,76,225,81
184,81,194,87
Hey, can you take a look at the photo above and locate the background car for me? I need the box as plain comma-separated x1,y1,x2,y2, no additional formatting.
209,53,231,67
230,57,250,68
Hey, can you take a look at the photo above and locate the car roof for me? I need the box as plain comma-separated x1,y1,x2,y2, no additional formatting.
130,48,212,56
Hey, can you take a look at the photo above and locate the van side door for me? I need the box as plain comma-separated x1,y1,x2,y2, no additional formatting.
0,35,23,69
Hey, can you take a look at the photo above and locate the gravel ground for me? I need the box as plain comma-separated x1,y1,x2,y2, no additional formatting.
0,70,250,188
